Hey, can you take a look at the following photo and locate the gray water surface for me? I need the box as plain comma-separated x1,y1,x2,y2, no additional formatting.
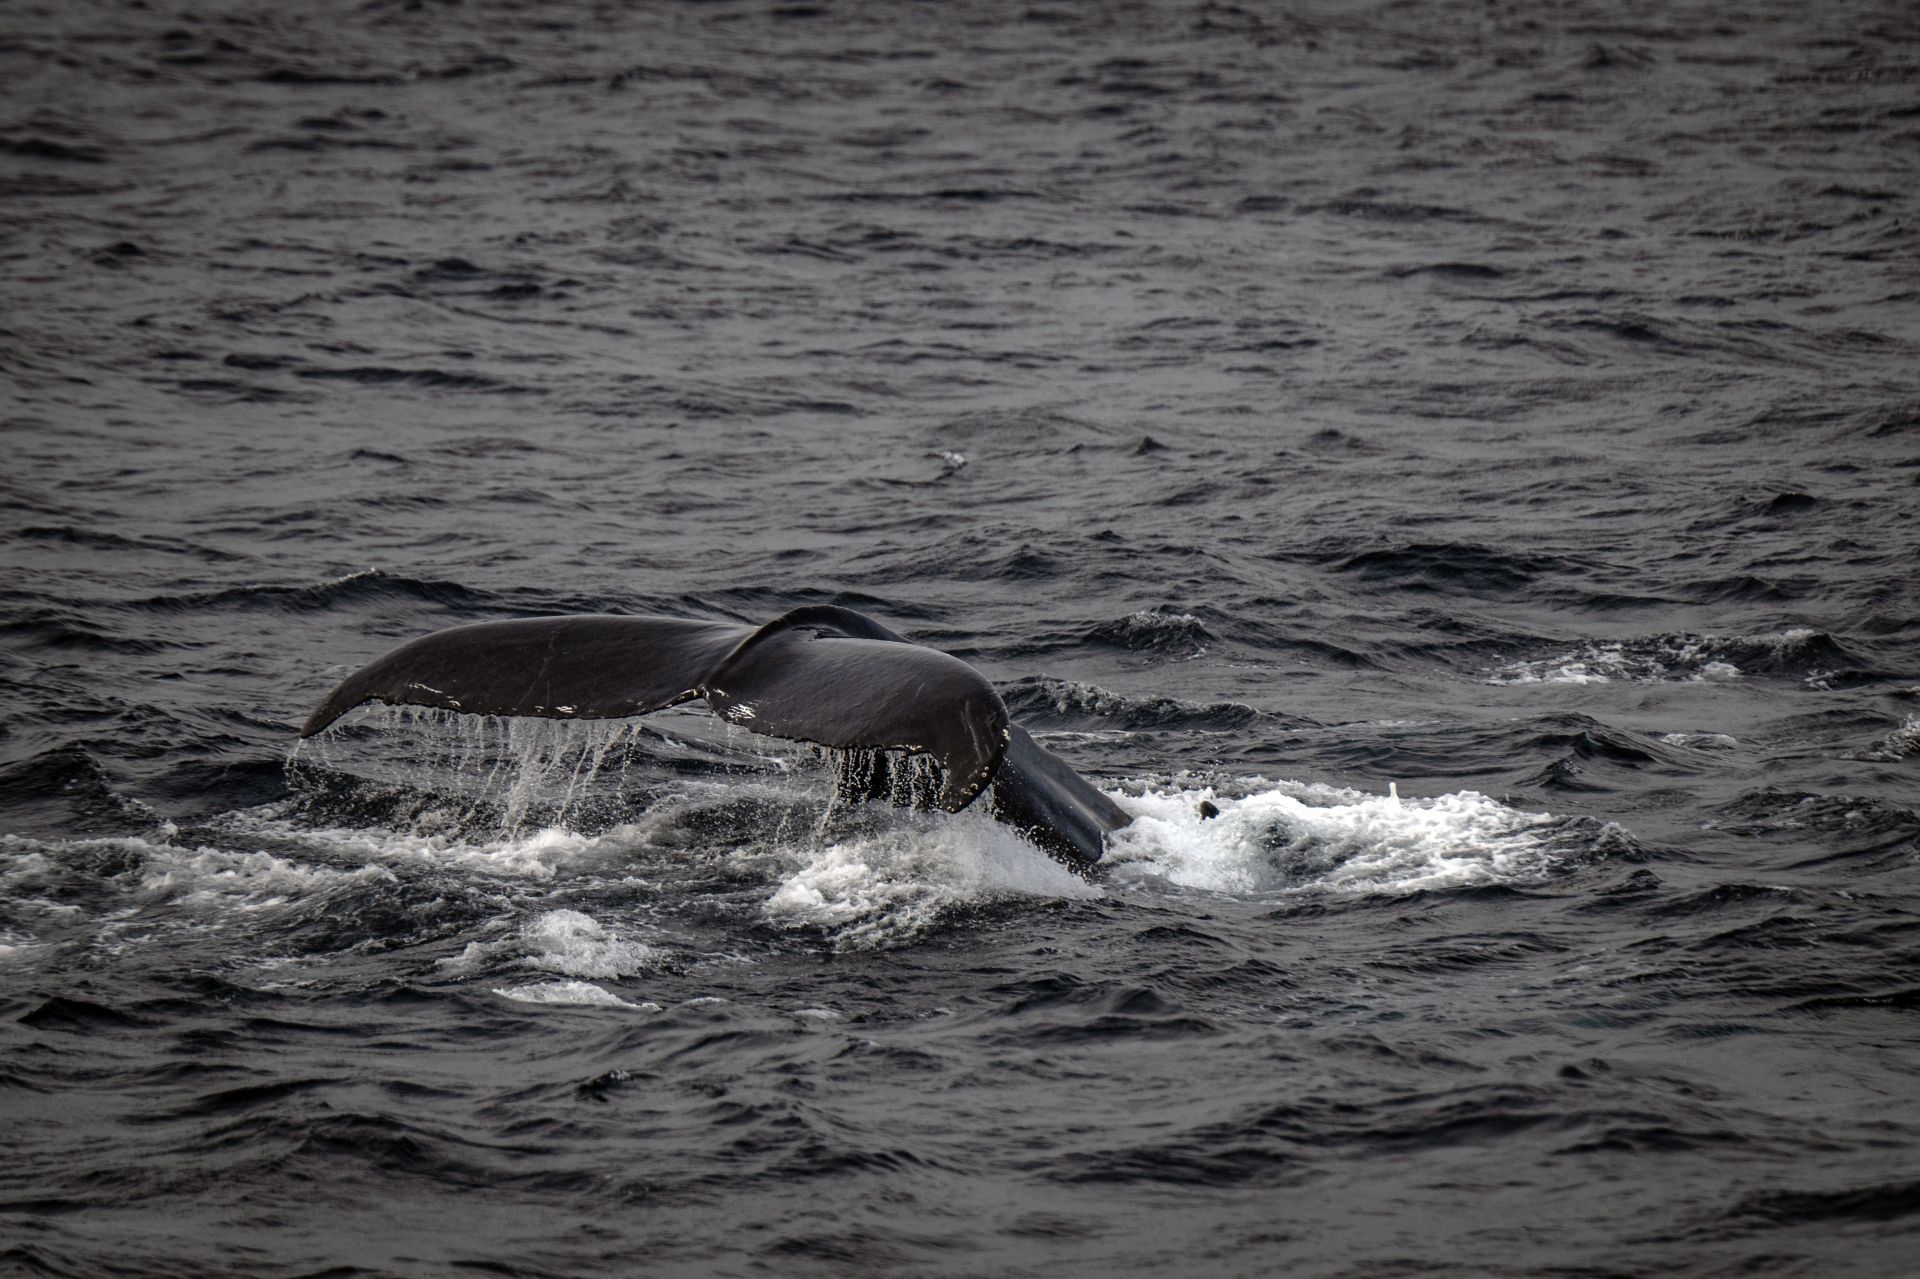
3,1,1918,1275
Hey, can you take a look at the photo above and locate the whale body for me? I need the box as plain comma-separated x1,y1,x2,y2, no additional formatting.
301,604,1131,868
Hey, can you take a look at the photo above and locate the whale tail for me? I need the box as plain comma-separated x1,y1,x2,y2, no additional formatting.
301,604,1125,864
301,605,1009,814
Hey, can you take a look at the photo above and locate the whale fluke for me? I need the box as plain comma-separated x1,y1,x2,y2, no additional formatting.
705,617,1007,811
300,604,1126,864
300,615,755,736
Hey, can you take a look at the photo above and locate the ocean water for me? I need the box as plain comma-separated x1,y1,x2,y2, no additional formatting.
3,0,1918,1275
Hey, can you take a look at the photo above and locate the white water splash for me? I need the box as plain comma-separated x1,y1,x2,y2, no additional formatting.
764,804,1098,949
442,908,666,978
282,707,1586,946
0,832,400,914
1106,778,1565,896
224,812,623,882
518,908,665,977
137,845,400,909
305,710,639,825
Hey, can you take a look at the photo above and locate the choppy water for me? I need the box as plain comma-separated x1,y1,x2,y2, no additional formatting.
4,0,1919,1274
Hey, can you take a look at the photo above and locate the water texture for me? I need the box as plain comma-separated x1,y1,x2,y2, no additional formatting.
3,0,1918,1274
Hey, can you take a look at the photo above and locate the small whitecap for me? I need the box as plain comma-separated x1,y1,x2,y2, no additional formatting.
1660,732,1739,750
521,908,664,978
793,1007,842,1021
436,939,497,977
492,980,656,1009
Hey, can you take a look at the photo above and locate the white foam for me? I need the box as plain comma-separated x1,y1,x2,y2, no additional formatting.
440,908,665,978
492,980,658,1009
225,812,632,882
139,846,398,909
764,805,1098,949
1106,779,1562,897
0,843,61,889
522,909,664,977
0,833,400,915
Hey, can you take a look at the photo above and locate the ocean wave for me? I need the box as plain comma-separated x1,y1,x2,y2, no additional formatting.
1485,628,1868,686
1330,541,1597,595
1849,715,1920,762
1083,608,1214,655
293,365,543,394
1001,676,1261,730
136,568,498,616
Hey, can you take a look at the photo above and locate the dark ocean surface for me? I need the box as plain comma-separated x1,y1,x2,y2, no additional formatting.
4,0,1919,1274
